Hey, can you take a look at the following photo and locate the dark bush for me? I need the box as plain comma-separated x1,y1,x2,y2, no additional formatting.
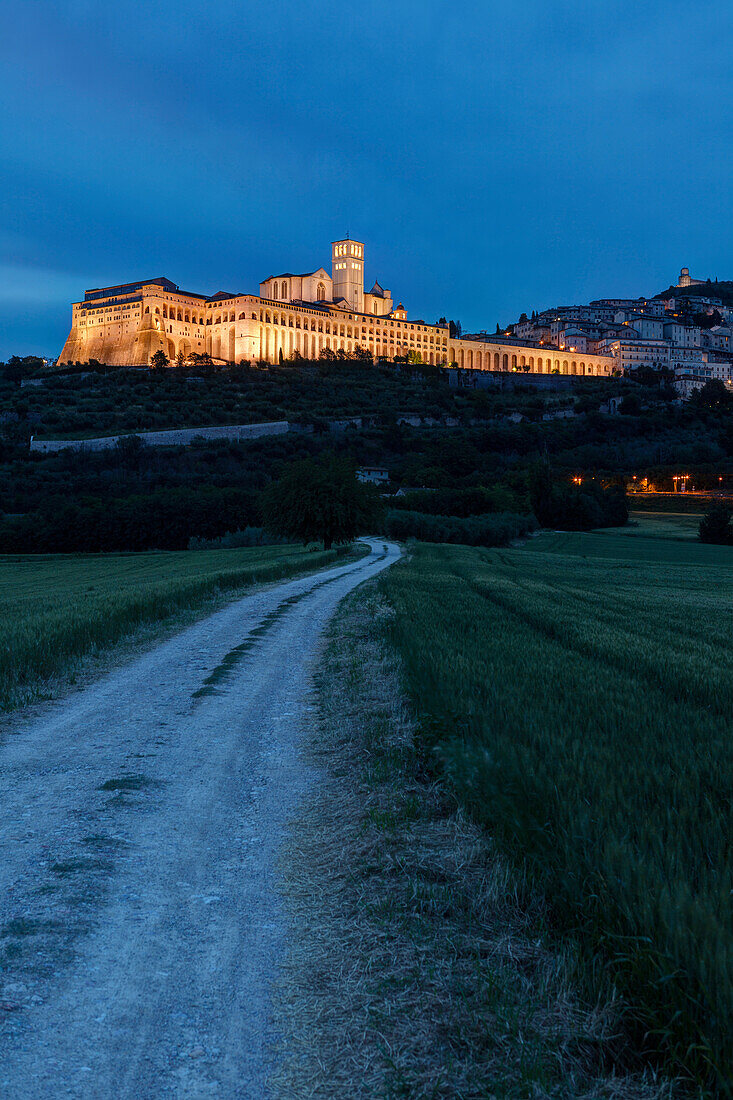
530,460,628,530
698,504,733,545
390,484,524,517
384,509,537,547
0,486,259,552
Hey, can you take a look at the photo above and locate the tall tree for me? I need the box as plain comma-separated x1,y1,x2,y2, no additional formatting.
150,350,168,370
262,456,382,550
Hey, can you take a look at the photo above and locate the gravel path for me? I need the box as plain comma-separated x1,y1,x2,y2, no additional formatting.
0,539,400,1099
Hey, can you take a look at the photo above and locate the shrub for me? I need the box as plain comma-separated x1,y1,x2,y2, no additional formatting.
0,486,259,553
699,503,733,545
384,509,537,547
188,526,289,550
390,484,524,517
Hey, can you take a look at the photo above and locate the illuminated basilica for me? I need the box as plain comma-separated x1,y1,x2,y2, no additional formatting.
58,239,617,378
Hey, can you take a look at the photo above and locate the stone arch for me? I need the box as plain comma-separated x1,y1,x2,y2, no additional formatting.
273,284,279,300
467,349,473,368
180,339,192,358
502,354,508,370
494,352,500,369
281,281,287,299
511,354,517,369
239,313,246,320
571,360,577,375
317,283,326,301
166,339,175,359
162,306,168,319
562,360,568,374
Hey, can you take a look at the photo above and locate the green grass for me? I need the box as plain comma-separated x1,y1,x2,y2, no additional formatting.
379,526,733,1093
522,509,722,566
626,510,703,540
0,543,359,711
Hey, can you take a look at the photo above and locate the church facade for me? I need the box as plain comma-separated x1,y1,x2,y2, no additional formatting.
57,239,617,378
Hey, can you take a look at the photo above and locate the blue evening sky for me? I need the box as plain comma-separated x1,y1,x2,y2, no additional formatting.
1,0,731,359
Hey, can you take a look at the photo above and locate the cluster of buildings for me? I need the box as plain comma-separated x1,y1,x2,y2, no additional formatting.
57,250,730,396
503,268,733,397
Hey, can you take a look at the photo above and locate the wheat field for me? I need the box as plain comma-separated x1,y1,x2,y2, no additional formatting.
0,544,352,711
380,520,733,1092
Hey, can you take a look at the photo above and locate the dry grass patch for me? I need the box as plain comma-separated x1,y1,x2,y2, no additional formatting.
271,587,680,1099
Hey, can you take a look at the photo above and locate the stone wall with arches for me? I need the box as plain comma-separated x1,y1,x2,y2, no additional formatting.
447,340,616,377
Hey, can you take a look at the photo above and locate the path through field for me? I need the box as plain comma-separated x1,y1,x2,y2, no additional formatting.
0,539,399,1099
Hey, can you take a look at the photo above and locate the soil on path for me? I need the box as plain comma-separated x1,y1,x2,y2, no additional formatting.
0,539,400,1100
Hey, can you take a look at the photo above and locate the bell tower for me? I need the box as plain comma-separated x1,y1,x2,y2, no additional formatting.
331,238,364,313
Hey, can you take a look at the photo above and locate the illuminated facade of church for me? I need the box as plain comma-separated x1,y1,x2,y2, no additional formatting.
58,239,617,378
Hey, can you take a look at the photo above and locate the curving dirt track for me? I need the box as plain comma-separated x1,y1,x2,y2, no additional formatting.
0,539,400,1099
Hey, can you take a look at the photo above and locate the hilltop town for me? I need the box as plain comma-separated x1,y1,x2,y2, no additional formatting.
53,241,732,399
492,266,733,398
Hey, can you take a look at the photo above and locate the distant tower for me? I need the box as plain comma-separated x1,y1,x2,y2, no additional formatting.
331,238,365,312
679,267,692,287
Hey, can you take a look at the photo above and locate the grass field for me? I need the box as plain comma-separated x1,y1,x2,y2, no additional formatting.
0,544,357,712
379,518,733,1092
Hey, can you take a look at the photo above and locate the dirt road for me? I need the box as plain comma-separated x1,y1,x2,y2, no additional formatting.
0,539,400,1099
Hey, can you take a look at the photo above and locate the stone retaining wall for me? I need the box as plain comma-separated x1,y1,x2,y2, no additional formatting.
30,421,289,453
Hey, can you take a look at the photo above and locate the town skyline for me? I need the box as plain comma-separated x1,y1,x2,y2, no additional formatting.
11,246,725,365
2,0,732,360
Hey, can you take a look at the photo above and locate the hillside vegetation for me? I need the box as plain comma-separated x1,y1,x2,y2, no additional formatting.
654,279,733,307
2,359,733,551
379,519,733,1092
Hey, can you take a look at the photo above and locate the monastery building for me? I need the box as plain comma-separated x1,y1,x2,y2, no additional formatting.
58,240,618,378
